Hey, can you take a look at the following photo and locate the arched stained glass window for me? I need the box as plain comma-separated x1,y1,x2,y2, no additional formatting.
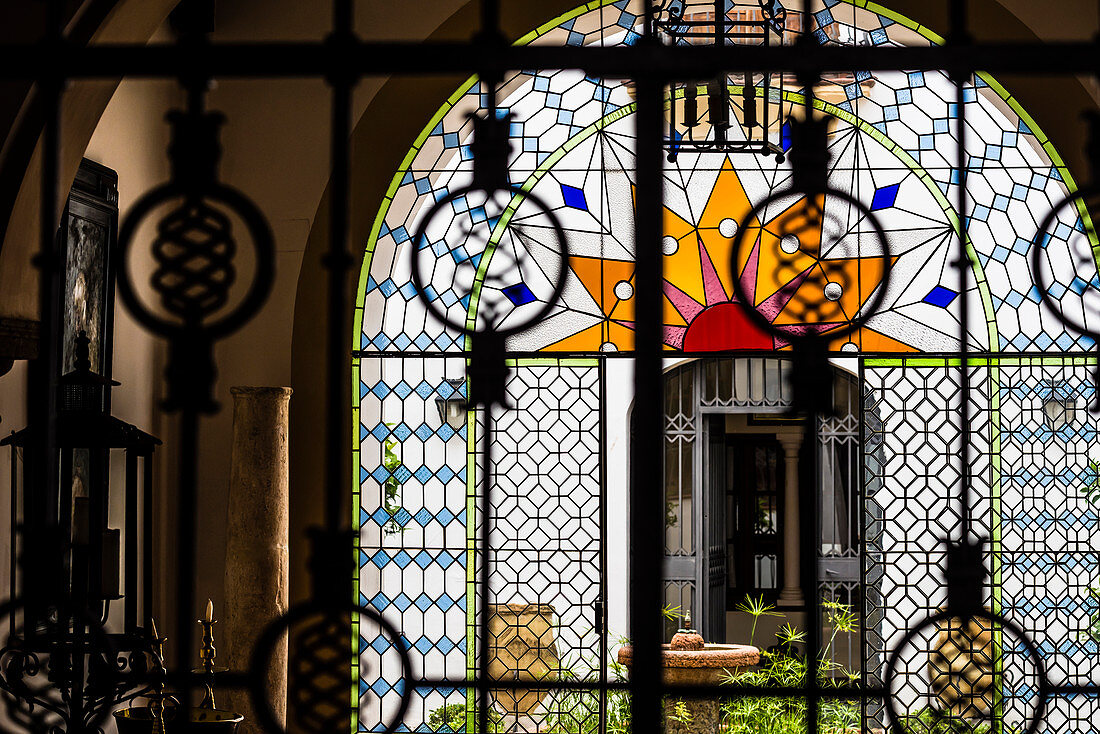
357,2,1097,357
353,2,1100,733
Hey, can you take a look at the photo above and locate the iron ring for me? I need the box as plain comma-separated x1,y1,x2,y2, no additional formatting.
728,185,893,346
115,180,275,341
409,184,571,339
247,601,413,734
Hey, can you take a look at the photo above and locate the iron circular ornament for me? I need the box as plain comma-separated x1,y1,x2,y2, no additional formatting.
1029,182,1100,345
881,608,1047,734
409,185,571,338
728,185,893,346
247,601,413,734
115,180,276,341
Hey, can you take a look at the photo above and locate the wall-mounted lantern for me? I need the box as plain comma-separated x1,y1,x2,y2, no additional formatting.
435,378,468,430
1041,380,1077,429
1043,395,1076,430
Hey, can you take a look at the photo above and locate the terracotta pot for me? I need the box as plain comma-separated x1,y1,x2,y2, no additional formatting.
486,603,559,717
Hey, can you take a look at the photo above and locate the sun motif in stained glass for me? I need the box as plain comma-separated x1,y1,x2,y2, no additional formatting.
541,159,910,353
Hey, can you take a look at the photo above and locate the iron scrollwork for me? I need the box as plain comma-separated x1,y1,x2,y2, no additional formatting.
0,599,124,734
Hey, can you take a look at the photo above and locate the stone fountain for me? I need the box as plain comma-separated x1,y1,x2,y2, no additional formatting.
617,627,759,734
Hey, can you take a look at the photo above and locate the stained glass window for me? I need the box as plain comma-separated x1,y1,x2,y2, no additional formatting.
353,1,1100,732
356,0,1098,358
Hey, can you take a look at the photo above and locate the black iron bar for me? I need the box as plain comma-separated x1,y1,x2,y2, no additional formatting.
629,43,664,734
478,413,492,734
26,26,64,649
7,441,14,638
325,3,355,733
175,406,199,712
800,410,821,733
354,349,1100,361
8,40,1100,79
952,1,974,538
125,451,138,634
142,453,153,630
196,669,910,698
324,0,355,535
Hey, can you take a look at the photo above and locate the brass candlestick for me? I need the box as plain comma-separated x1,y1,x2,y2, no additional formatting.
148,618,170,734
198,599,218,709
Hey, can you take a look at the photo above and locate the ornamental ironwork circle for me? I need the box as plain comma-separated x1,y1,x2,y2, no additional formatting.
728,185,893,345
116,181,275,341
882,608,1047,734
0,598,120,734
1029,183,1100,349
409,185,571,339
248,601,412,734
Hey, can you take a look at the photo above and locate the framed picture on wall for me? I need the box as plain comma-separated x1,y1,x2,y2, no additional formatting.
57,158,119,384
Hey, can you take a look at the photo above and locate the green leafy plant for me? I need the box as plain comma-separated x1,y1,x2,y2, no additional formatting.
382,432,404,536
895,706,1021,734
667,699,693,726
720,596,859,734
425,702,503,733
734,594,782,647
1080,459,1100,507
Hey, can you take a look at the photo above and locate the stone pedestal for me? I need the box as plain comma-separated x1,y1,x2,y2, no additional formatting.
617,642,759,734
223,387,292,734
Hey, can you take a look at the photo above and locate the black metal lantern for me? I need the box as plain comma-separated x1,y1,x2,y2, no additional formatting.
653,0,789,162
0,332,160,731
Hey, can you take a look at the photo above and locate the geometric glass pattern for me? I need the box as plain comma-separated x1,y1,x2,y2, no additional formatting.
354,1,1100,731
864,358,1100,732
357,0,1099,358
483,362,602,733
354,356,470,732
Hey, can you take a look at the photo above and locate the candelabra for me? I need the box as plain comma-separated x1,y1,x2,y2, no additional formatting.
0,333,160,733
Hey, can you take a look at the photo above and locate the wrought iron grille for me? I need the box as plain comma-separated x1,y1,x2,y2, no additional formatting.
5,0,1100,733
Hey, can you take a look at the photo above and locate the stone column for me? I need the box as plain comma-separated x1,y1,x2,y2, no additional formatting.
777,433,804,608
223,387,292,734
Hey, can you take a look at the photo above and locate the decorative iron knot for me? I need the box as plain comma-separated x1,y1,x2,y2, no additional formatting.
150,199,236,321
1030,113,1100,413
882,542,1048,734
727,168,894,414
409,112,571,409
115,108,274,413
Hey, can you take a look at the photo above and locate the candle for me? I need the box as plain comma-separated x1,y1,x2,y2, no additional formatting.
205,599,214,623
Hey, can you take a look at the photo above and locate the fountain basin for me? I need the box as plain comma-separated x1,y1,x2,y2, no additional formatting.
616,642,759,734
616,642,760,685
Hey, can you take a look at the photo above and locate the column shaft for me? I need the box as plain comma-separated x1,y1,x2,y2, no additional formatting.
223,386,293,733
777,434,804,608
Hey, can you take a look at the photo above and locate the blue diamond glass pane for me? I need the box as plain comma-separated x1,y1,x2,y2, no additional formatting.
561,183,588,210
922,285,958,308
502,283,537,306
870,182,900,211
